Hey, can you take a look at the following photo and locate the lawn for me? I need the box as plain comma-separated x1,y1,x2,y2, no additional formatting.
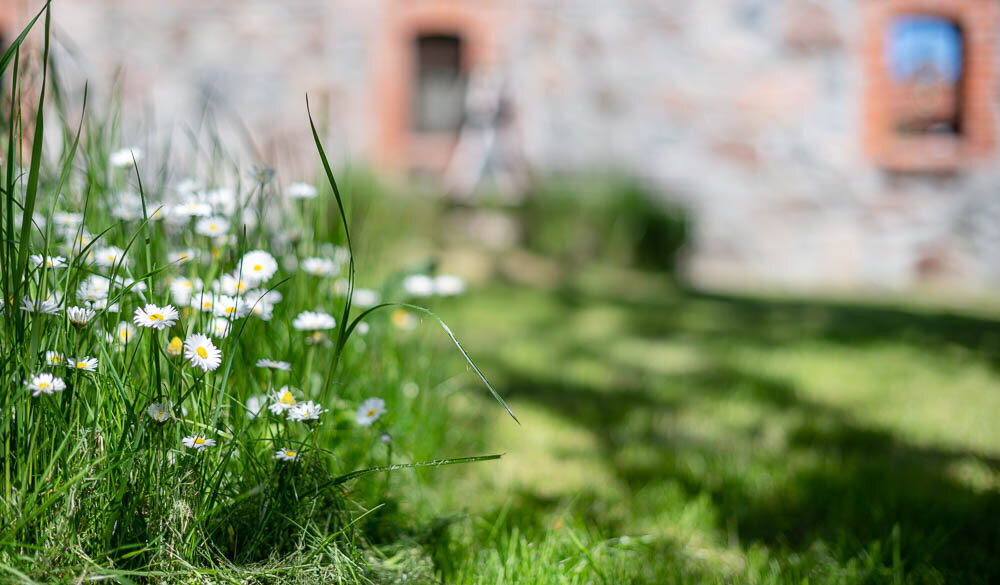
405,265,1000,584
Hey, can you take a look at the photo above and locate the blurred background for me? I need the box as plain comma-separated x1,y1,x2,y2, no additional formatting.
3,1,1000,581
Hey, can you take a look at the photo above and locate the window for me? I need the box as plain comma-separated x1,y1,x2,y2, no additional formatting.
412,34,466,134
863,1,996,172
885,16,963,136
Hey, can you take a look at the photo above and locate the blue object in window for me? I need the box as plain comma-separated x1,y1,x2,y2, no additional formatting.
886,16,963,84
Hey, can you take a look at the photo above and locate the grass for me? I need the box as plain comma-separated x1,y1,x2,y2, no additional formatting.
413,264,1000,584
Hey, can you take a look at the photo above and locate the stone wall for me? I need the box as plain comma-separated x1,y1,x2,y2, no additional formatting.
4,0,1000,291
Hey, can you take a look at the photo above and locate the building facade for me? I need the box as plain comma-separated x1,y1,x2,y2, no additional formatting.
3,0,1000,291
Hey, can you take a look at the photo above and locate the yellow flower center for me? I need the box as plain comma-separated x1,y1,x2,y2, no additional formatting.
167,337,183,353
224,306,236,314
38,382,49,389
76,361,87,368
203,302,212,309
284,450,296,457
157,410,165,418
367,409,376,417
196,347,208,359
150,313,163,321
279,391,295,405
208,224,217,231
193,437,205,445
51,355,61,363
253,264,262,271
119,331,130,341
182,281,193,289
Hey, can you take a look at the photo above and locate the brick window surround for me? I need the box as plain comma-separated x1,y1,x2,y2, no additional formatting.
374,0,500,172
864,0,997,172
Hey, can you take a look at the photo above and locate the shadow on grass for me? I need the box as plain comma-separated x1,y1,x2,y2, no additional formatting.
464,286,1000,583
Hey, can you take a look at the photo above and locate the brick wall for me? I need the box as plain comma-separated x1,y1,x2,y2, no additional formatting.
8,0,1000,291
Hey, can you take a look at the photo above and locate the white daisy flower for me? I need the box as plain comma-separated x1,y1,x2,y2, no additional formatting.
256,359,291,371
288,400,326,422
300,257,337,276
94,246,128,268
218,273,253,297
147,402,170,423
70,356,98,371
66,306,96,326
52,212,83,228
403,274,435,297
117,276,147,295
268,386,297,415
274,448,300,461
27,373,66,397
190,290,217,313
249,301,273,321
167,249,196,264
246,394,267,419
91,299,120,313
30,254,67,269
434,274,466,296
391,309,419,331
110,147,142,167
292,311,336,331
174,178,202,197
207,187,237,215
356,397,386,427
78,275,111,302
183,334,222,372
246,289,283,305
287,182,317,199
194,216,229,237
173,200,212,218
114,321,137,344
213,295,249,319
133,303,179,330
45,351,64,366
170,277,203,306
352,288,380,308
355,322,370,335
181,435,216,451
239,250,278,282
21,294,61,315
209,317,232,338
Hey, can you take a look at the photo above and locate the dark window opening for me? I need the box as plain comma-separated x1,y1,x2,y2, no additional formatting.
412,34,466,133
885,15,964,136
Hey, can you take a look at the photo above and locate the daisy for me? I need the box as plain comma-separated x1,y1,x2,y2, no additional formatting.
213,295,248,319
27,373,66,397
217,274,251,297
292,310,336,331
239,250,278,282
71,356,98,371
183,334,222,372
181,435,216,451
274,448,300,461
300,257,337,276
169,277,202,306
93,246,128,268
147,402,170,423
256,359,291,371
356,397,386,427
190,291,217,313
114,321,137,344
166,336,183,356
194,216,229,237
133,303,179,330
30,254,67,269
78,276,110,303
288,400,326,422
403,274,434,297
167,249,196,264
109,147,142,167
207,187,237,215
52,212,83,229
67,306,95,326
249,301,273,321
45,351,64,366
352,288,380,308
173,200,212,218
246,394,267,419
287,182,317,199
434,274,466,296
91,299,120,313
355,322,370,335
268,386,297,415
209,317,232,338
21,295,61,315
